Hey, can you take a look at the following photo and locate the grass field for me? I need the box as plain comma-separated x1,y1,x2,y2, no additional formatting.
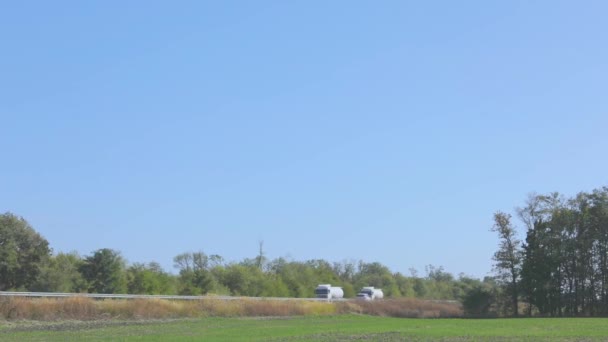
2,315,608,341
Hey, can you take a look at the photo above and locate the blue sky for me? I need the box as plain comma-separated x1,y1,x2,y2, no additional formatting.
1,1,607,278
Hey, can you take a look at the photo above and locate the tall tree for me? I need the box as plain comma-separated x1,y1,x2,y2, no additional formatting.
173,251,214,295
517,192,566,316
79,248,127,294
491,211,523,316
589,187,608,315
0,212,50,290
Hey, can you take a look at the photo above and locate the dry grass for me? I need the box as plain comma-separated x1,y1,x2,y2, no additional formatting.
337,298,462,318
0,297,98,320
0,297,336,321
0,297,460,321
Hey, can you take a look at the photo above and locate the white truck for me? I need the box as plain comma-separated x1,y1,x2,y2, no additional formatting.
357,286,384,300
314,284,344,300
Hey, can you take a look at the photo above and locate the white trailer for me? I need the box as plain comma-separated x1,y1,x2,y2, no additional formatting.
314,284,344,300
357,286,384,300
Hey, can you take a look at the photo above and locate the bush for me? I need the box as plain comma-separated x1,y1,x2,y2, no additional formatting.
461,285,496,317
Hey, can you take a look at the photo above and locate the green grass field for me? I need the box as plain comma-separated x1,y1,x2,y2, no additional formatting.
2,315,608,341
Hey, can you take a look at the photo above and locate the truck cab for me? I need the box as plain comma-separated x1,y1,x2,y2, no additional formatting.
357,286,384,300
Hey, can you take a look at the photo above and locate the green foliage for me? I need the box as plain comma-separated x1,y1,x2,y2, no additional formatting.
219,264,262,296
412,276,428,298
127,262,175,295
31,252,86,293
79,248,127,294
424,265,457,300
173,252,214,295
340,282,356,298
394,273,416,297
1,214,500,301
268,259,317,298
0,212,50,291
354,261,399,296
486,187,608,317
261,277,290,297
461,284,496,317
176,269,213,295
453,274,483,301
491,211,522,317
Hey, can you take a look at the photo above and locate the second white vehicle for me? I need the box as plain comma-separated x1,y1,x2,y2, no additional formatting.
357,286,384,300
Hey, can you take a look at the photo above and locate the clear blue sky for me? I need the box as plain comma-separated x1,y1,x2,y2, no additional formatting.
2,1,607,278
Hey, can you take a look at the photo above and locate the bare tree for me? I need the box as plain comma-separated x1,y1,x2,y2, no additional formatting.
256,240,266,270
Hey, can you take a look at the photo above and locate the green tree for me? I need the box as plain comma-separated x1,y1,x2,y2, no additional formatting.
127,262,175,294
0,212,50,290
491,211,523,317
173,251,214,295
518,188,608,317
588,188,608,315
80,248,127,294
32,251,86,292
394,273,416,298
424,265,456,299
268,259,317,297
518,193,565,316
354,261,400,297
521,217,565,316
220,264,265,296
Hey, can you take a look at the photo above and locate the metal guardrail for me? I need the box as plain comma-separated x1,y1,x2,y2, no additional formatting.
0,292,457,304
0,291,337,302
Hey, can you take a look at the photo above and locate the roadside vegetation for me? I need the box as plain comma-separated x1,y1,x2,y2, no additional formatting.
485,187,608,317
0,297,460,321
2,185,608,319
0,212,491,303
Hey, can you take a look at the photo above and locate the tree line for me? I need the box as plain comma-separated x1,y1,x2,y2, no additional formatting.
10,182,604,318
490,187,608,317
0,212,490,301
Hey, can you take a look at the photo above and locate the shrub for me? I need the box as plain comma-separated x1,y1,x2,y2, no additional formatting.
461,285,496,317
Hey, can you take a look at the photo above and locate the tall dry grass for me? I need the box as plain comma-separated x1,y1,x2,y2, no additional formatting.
337,298,462,318
0,297,336,321
0,297,461,321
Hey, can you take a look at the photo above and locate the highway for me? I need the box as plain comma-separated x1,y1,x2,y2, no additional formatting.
0,291,338,301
